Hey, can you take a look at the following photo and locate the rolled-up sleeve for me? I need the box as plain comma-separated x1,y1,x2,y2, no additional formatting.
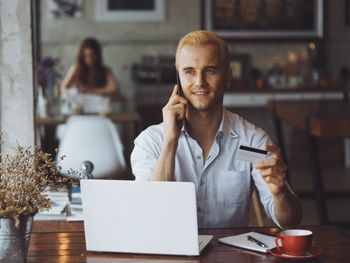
130,126,163,181
250,130,282,228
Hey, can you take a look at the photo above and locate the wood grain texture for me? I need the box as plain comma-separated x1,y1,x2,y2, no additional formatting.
27,221,350,263
268,100,350,138
36,111,141,127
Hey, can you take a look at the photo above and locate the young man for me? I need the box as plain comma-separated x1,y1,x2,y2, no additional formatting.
131,30,302,228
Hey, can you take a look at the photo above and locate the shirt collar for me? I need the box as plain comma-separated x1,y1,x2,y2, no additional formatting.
218,108,238,137
181,108,239,138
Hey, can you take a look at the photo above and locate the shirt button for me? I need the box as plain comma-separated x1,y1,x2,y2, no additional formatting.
200,180,204,187
197,156,201,159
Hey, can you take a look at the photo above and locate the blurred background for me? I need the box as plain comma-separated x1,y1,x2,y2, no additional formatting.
32,0,350,228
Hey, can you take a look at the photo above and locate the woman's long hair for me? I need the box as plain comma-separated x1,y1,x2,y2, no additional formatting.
76,37,107,88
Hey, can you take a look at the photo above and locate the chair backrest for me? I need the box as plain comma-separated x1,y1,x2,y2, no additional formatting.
57,115,126,179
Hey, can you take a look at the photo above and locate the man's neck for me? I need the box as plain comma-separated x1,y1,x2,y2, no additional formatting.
185,106,223,161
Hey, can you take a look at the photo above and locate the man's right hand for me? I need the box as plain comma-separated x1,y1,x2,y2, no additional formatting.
149,85,187,181
162,85,188,142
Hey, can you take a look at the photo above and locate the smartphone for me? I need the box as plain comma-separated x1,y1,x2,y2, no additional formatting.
176,71,185,97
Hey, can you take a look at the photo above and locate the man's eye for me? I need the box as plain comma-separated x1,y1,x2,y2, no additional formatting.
184,70,194,75
205,68,217,74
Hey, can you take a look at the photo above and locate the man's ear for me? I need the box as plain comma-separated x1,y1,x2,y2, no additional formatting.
225,68,232,90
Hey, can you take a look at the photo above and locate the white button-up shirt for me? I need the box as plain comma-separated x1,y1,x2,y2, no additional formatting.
131,108,281,228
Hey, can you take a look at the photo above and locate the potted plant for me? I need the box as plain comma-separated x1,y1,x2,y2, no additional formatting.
0,135,74,262
35,56,62,118
35,56,61,99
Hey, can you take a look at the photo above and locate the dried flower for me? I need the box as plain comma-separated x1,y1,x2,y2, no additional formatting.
0,135,75,227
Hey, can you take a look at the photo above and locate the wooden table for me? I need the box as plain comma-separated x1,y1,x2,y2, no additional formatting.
27,221,350,263
268,99,350,225
36,111,142,129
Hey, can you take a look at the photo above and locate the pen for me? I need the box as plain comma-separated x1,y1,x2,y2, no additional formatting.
253,230,278,237
247,235,268,248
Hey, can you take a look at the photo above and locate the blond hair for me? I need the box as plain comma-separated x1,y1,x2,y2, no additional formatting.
175,30,230,69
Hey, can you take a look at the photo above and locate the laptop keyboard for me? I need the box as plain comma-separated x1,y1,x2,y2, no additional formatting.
198,235,213,251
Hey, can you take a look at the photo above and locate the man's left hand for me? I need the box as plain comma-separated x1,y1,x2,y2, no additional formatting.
254,145,287,196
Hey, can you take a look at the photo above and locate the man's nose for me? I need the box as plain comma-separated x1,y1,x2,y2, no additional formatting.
195,73,205,86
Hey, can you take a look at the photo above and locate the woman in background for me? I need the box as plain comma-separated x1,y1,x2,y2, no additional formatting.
61,37,119,95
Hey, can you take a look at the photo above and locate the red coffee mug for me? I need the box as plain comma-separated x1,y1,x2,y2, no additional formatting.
274,229,313,256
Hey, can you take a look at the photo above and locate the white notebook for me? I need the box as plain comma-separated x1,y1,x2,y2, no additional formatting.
219,231,276,253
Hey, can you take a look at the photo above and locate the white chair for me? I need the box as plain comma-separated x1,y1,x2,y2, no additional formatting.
56,115,127,179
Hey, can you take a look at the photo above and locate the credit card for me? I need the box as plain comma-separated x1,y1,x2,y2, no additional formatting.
236,145,269,163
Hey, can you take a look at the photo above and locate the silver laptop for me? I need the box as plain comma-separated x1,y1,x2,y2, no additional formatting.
80,180,213,256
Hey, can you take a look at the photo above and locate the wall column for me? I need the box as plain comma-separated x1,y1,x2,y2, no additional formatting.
0,0,35,154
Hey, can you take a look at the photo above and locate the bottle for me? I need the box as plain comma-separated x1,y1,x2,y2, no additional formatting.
36,86,47,118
